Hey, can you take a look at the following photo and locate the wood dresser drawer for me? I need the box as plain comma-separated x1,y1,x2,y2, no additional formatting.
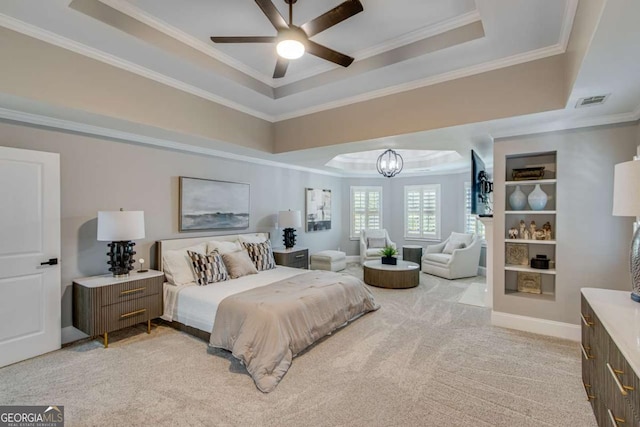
582,290,640,427
99,274,163,306
273,248,309,269
100,295,163,334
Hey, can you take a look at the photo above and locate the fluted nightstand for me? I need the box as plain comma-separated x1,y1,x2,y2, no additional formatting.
73,270,164,348
272,248,309,269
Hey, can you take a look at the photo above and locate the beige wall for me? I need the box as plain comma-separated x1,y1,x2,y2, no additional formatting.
0,27,273,153
274,55,566,152
564,0,606,99
0,121,342,331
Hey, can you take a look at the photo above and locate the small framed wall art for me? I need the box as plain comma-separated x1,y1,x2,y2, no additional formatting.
305,188,331,232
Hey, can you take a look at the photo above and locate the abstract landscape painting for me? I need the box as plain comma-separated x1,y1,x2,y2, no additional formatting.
179,177,250,231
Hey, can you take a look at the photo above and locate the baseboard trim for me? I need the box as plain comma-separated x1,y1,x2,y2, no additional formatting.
346,255,360,263
491,311,580,342
61,326,88,345
477,266,487,276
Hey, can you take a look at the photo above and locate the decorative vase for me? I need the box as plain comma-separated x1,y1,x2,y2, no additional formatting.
527,184,548,210
508,185,527,210
381,256,397,265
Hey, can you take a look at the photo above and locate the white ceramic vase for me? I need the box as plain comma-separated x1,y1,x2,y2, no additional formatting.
527,184,548,210
508,185,527,210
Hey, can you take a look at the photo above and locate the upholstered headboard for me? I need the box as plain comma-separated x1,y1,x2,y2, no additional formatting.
156,232,270,273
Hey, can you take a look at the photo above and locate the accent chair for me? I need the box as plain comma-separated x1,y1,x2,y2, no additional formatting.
422,232,482,279
359,229,396,265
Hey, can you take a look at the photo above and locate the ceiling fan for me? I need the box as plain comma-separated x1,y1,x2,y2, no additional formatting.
210,0,364,79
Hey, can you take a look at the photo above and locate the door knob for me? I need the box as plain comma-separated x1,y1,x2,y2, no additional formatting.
40,258,58,266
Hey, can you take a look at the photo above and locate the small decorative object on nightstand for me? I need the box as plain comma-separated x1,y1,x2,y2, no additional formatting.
278,210,302,249
138,258,148,273
73,270,164,348
272,247,309,269
97,209,145,278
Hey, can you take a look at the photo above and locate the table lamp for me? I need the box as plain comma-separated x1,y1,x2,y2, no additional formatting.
97,209,145,277
613,159,640,302
278,210,301,249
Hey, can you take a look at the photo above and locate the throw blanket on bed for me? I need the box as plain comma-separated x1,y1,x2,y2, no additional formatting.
209,271,379,392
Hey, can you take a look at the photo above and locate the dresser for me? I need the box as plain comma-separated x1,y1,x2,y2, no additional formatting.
581,288,640,426
272,248,309,269
73,270,164,348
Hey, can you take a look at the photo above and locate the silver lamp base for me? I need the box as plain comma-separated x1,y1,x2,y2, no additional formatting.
631,226,640,302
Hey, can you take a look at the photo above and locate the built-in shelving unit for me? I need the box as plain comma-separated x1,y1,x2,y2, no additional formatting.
502,151,557,300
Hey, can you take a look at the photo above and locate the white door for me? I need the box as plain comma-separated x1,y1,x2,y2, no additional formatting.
0,146,60,367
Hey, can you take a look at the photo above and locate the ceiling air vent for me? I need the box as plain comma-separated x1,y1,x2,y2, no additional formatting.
575,94,610,108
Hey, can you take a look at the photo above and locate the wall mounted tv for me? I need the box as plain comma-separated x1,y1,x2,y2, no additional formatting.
471,150,493,216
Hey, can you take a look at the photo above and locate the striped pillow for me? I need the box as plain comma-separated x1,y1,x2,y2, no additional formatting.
187,250,229,286
242,241,276,271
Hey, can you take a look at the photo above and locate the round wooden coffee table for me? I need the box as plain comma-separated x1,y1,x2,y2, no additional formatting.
363,260,420,289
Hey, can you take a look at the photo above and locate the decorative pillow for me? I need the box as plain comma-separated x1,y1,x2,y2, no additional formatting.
222,250,258,279
443,241,466,254
368,237,387,248
187,250,229,286
449,232,474,247
242,241,276,271
162,243,208,286
207,240,242,255
238,234,267,244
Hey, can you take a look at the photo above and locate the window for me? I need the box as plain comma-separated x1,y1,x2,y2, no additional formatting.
350,186,382,239
464,182,486,239
404,184,440,240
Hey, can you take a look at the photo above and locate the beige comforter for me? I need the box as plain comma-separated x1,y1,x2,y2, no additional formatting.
209,270,379,392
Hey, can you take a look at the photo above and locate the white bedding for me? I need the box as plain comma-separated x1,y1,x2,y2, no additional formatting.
162,266,305,332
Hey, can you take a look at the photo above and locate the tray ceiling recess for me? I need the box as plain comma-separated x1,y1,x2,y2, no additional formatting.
210,0,364,79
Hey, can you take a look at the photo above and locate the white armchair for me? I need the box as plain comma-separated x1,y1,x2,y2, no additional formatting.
359,229,396,265
422,232,482,279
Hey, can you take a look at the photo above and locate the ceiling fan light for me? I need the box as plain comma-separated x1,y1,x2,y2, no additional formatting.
277,39,305,59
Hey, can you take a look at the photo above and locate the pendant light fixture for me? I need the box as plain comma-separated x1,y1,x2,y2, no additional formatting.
376,149,404,178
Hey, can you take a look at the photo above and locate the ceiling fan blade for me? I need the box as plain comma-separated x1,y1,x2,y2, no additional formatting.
273,57,289,79
255,0,289,31
306,41,354,67
301,0,363,37
210,36,277,43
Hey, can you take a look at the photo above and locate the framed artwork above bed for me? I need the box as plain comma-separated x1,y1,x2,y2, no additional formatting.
305,188,331,232
179,177,250,232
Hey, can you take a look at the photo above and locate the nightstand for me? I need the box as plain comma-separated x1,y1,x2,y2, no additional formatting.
73,270,164,348
272,248,309,269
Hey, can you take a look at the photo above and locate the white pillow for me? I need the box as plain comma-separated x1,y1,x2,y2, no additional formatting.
449,232,473,247
238,234,268,244
207,240,242,255
443,241,465,254
162,242,207,286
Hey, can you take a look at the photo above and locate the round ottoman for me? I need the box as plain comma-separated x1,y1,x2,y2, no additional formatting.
310,250,347,272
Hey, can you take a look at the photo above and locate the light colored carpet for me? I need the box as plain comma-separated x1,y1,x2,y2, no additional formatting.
458,282,488,307
0,264,596,427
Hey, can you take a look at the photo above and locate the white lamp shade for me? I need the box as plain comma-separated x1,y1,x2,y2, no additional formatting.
278,210,302,228
97,211,145,241
613,160,640,217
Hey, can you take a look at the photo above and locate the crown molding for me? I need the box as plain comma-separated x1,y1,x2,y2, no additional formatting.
99,0,273,86
0,107,340,177
559,0,579,51
274,43,565,121
0,13,275,122
490,106,640,140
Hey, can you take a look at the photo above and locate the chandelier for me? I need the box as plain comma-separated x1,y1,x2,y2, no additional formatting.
376,149,404,178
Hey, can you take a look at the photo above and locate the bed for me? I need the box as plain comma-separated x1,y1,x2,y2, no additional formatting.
156,233,379,392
